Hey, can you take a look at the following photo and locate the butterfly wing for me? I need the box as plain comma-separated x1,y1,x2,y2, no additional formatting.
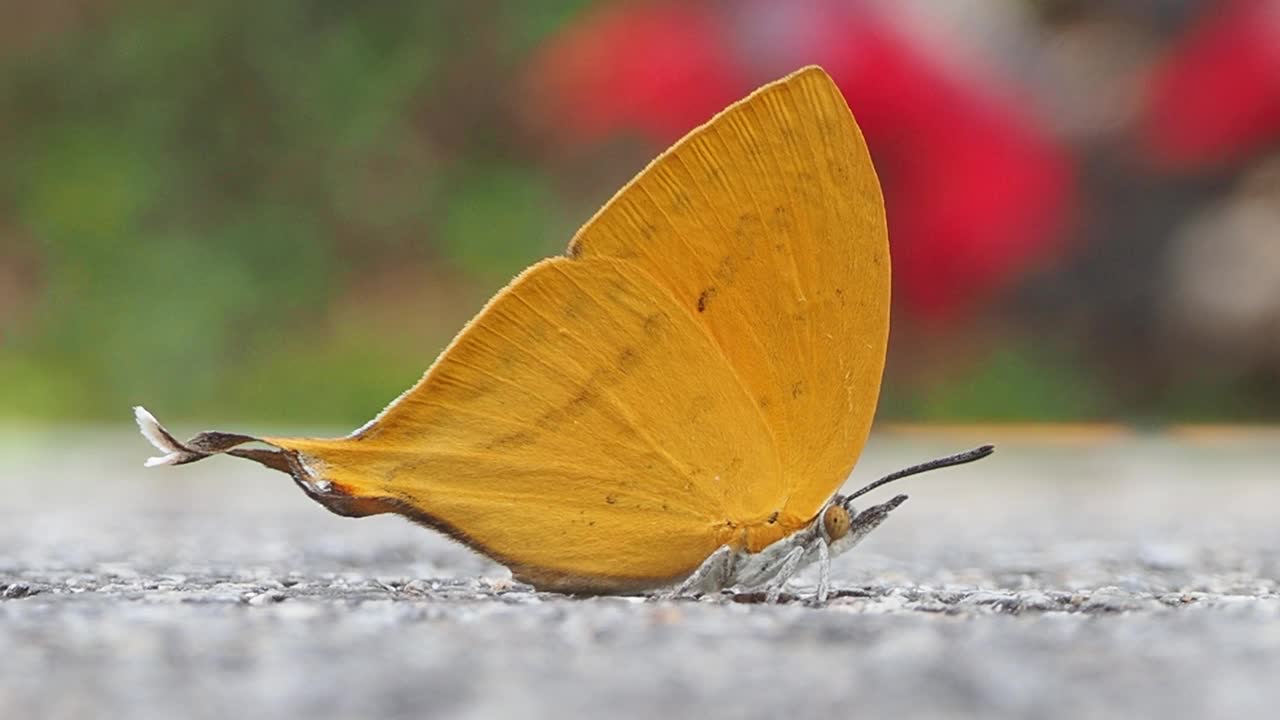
277,254,780,591
140,66,888,593
568,66,889,530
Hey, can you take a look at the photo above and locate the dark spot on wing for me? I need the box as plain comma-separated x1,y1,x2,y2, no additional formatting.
697,287,717,313
617,347,640,371
643,313,663,336
723,456,744,476
713,251,738,283
791,381,805,399
605,495,618,505
772,205,792,231
733,213,760,243
568,388,593,408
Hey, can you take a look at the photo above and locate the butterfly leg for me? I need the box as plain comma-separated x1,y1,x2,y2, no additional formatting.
815,538,832,604
761,546,806,603
668,545,735,598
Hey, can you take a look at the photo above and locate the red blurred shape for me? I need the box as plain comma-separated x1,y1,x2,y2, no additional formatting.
530,2,746,143
1142,0,1280,171
819,19,1074,322
530,1,1075,323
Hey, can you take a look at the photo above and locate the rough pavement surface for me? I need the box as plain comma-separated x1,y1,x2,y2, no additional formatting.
3,427,1279,719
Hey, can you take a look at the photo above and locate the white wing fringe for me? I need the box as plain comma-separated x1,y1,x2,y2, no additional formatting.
134,406,196,467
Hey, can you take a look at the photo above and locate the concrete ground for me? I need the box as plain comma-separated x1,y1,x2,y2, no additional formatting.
3,425,1278,719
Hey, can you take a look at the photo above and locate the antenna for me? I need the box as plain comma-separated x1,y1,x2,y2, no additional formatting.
844,445,995,504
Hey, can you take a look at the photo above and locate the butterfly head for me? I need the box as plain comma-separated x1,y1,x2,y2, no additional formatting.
822,445,996,546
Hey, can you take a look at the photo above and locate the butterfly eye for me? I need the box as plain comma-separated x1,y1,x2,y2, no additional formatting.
822,503,852,541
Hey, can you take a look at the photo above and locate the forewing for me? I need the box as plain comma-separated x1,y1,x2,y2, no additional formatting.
568,67,890,527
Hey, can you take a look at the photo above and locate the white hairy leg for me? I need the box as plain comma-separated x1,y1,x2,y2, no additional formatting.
658,444,995,603
815,538,832,604
762,546,807,603
745,535,832,601
669,545,735,597
668,494,907,601
731,528,819,588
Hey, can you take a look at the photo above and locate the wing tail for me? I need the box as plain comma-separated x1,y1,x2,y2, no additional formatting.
134,406,285,468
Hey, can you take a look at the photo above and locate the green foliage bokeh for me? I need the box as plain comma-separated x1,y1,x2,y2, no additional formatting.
0,1,588,425
6,1,1262,427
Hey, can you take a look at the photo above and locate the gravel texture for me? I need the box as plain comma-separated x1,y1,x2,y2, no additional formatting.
3,427,1279,719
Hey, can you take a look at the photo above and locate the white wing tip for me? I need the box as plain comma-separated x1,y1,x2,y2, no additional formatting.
133,405,184,467
143,453,183,468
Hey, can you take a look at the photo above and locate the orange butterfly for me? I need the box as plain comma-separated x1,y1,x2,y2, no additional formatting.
137,66,991,601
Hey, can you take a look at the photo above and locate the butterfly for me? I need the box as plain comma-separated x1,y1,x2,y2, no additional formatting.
136,66,992,602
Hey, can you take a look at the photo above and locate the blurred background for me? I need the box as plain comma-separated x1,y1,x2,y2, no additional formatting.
2,0,1278,427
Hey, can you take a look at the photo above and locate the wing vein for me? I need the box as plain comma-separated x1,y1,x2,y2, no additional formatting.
507,272,721,514
620,179,786,502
